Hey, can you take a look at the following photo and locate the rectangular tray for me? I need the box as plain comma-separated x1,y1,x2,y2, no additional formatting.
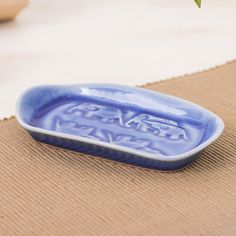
16,84,224,171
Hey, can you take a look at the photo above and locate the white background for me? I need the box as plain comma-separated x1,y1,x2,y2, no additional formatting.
0,0,236,119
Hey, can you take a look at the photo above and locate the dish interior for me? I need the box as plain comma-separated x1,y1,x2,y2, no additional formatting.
27,90,214,157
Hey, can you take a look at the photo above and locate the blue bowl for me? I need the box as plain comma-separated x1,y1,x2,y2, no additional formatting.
16,84,224,171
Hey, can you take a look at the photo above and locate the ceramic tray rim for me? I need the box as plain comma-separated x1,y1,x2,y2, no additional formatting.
16,83,225,162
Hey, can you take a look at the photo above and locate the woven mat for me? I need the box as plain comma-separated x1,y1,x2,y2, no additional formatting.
1,61,236,236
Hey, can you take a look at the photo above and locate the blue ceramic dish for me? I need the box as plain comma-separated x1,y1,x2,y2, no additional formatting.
16,84,224,171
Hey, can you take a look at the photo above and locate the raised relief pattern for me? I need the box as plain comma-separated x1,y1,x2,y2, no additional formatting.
65,102,187,141
51,102,188,155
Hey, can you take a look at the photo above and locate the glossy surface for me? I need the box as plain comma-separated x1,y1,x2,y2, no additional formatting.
31,95,206,157
16,84,224,170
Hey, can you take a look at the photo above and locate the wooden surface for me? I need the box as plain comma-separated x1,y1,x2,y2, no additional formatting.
0,0,27,21
0,61,236,235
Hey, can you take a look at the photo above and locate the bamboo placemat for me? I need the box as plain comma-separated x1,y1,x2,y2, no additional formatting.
1,61,236,235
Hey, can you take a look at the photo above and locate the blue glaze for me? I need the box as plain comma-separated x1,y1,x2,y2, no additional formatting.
30,96,205,156
16,84,224,171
